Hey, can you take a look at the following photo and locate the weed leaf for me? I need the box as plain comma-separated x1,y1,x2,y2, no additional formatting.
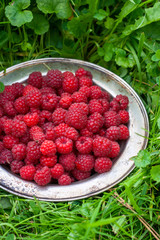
115,49,135,68
27,13,49,35
132,149,151,168
151,165,160,183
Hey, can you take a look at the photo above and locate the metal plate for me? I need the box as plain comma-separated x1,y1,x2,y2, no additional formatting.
0,58,149,201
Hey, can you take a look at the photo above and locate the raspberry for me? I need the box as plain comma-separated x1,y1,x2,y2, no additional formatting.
3,119,12,135
12,82,24,97
26,141,41,163
40,140,57,156
3,135,19,149
0,116,8,130
23,85,36,96
118,110,129,124
40,155,57,167
14,114,24,122
90,86,102,99
76,136,93,154
99,128,106,136
59,153,76,171
54,123,79,141
110,99,120,112
47,69,63,89
45,126,56,141
27,71,42,89
115,95,129,110
106,126,120,141
23,112,39,127
79,86,91,98
10,160,24,173
58,174,71,185
107,141,120,158
20,129,30,144
30,126,43,139
80,128,93,137
101,91,110,101
20,165,36,181
0,142,4,153
52,108,67,125
41,93,58,111
51,163,64,179
75,68,87,78
30,108,41,115
42,122,54,132
39,110,52,125
0,106,4,118
75,154,94,172
69,103,89,115
14,97,29,114
4,101,17,117
104,111,121,128
98,99,110,113
86,70,92,79
119,124,129,140
11,120,27,137
62,76,79,93
61,93,71,98
12,143,26,161
71,168,91,181
32,131,45,145
55,136,73,154
0,149,13,164
25,89,42,108
40,87,56,95
89,99,103,114
59,96,72,109
87,113,104,133
72,91,87,103
94,157,112,173
79,76,93,87
93,136,112,157
41,76,49,88
65,108,87,130
4,85,16,98
62,71,74,78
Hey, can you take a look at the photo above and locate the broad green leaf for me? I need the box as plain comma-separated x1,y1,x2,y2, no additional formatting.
123,2,160,36
97,47,104,57
5,0,33,27
103,43,114,62
0,82,5,93
6,234,16,240
132,149,151,168
139,21,160,40
27,13,49,35
0,197,12,209
0,31,9,48
36,0,72,19
151,165,160,183
104,17,114,29
94,9,108,21
115,49,135,68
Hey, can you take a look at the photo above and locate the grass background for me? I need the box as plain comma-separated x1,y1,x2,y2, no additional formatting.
0,0,160,239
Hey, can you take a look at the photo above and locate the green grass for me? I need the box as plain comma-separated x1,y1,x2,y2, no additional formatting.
0,0,160,239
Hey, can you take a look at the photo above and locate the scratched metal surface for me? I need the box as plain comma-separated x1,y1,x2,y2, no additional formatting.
0,58,149,201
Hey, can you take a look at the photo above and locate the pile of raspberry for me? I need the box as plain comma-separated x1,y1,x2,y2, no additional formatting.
0,68,129,186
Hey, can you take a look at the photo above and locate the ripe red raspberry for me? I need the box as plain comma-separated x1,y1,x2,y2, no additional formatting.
0,149,13,164
23,112,39,127
79,86,91,98
13,114,24,122
24,157,38,166
40,155,57,168
3,135,19,149
0,106,4,118
119,124,129,140
90,86,102,99
30,108,41,115
25,89,42,108
33,168,49,186
59,96,72,109
41,76,49,87
118,110,129,124
55,136,73,154
32,131,45,145
20,165,36,180
98,99,110,113
69,102,89,115
41,93,58,111
62,76,79,93
94,157,112,173
89,99,103,114
20,129,30,144
40,86,56,95
12,82,24,98
110,99,120,112
3,85,16,98
106,126,120,141
39,110,52,125
53,123,79,141
42,122,54,132
101,91,110,101
4,101,17,117
51,163,64,179
0,116,8,130
104,111,121,128
107,141,120,158
52,108,67,125
10,160,24,173
99,128,106,136
72,91,87,103
26,141,41,163
12,143,26,161
47,69,63,89
75,68,87,78
0,142,4,153
30,126,43,139
63,71,74,78
79,76,93,87
87,113,104,133
93,136,112,157
3,119,13,135
115,94,129,109
14,97,29,114
58,174,71,185
76,136,93,154
80,128,93,137
45,126,56,141
11,120,27,137
59,153,76,171
27,71,42,89
71,168,91,181
23,85,36,96
65,108,87,130
75,154,95,172
40,140,57,156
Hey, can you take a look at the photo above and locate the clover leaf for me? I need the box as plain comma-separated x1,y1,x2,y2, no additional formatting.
132,149,151,168
5,0,33,27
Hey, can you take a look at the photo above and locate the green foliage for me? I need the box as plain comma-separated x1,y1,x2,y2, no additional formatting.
151,165,160,183
27,13,49,35
132,150,151,168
